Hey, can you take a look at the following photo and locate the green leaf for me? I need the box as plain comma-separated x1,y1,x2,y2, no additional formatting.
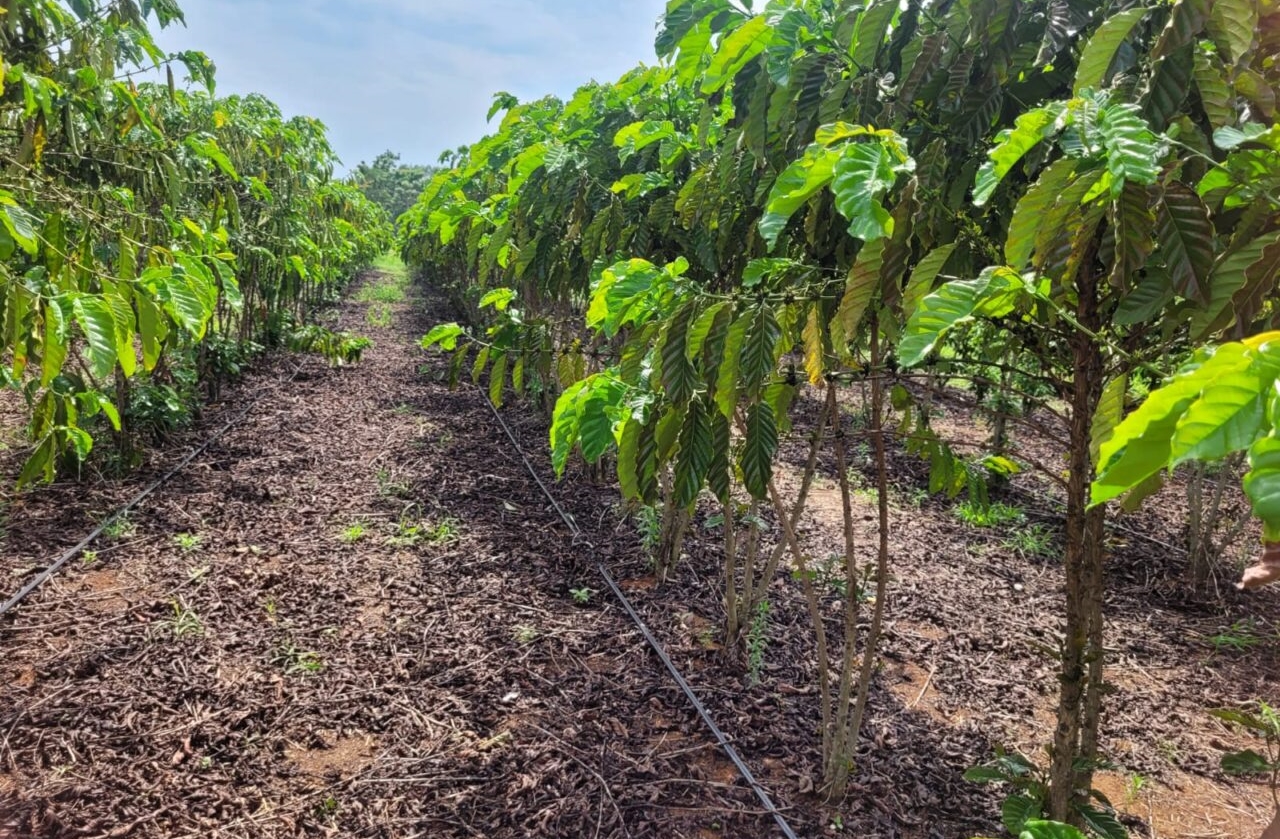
479,287,517,311
1220,749,1274,776
899,267,1026,367
422,323,466,351
715,309,752,418
136,294,167,371
185,135,240,180
687,301,729,363
1006,159,1077,269
739,401,778,499
759,144,839,250
72,296,119,380
1076,805,1127,839
579,380,622,463
1100,104,1162,195
802,303,825,385
707,409,732,503
674,397,714,508
551,378,590,476
1194,49,1236,129
831,142,896,242
662,302,699,405
831,239,884,354
40,302,68,387
1093,343,1254,505
740,306,781,395
1114,268,1173,325
1210,708,1273,732
17,434,57,488
962,766,1010,784
701,15,774,94
618,416,643,501
1169,367,1269,465
1244,436,1280,537
1206,0,1257,65
0,204,40,256
1073,7,1150,96
849,0,896,71
1195,231,1280,341
1109,182,1156,288
1002,795,1039,835
1156,182,1214,305
1091,376,1128,465
1020,820,1088,839
974,107,1061,206
902,244,956,321
488,352,507,408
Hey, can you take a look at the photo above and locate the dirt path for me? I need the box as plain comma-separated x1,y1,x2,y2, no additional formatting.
0,272,776,838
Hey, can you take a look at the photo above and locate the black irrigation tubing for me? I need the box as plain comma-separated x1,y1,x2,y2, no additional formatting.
477,389,800,839
0,364,304,621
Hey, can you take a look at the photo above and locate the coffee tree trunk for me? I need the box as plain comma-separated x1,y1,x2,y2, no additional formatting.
1049,259,1107,823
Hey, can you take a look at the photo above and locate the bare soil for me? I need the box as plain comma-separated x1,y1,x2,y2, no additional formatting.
0,271,1276,838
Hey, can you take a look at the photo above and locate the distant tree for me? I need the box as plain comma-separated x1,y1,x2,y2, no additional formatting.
350,151,436,222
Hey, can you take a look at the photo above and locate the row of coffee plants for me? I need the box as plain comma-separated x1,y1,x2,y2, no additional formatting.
1,0,391,481
404,0,1280,832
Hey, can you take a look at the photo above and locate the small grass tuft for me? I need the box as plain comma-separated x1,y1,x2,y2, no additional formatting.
1004,523,1056,559
276,642,325,675
340,523,367,544
954,499,1026,528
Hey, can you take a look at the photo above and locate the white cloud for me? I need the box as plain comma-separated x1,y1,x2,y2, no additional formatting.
154,0,667,169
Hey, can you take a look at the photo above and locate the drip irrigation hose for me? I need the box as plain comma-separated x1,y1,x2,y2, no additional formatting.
478,392,800,839
0,364,303,620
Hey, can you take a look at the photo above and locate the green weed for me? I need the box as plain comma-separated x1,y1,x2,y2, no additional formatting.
357,279,407,305
340,523,367,544
954,500,1026,528
1207,619,1262,653
166,599,203,638
174,532,202,553
1004,524,1056,559
276,643,325,675
366,303,393,328
103,515,136,540
747,600,771,686
375,468,411,498
570,587,594,605
427,518,461,544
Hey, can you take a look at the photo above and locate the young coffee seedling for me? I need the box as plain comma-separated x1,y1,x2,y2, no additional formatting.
965,751,1127,838
1212,702,1280,802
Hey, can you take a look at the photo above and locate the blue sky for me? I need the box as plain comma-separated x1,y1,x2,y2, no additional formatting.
154,0,671,171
